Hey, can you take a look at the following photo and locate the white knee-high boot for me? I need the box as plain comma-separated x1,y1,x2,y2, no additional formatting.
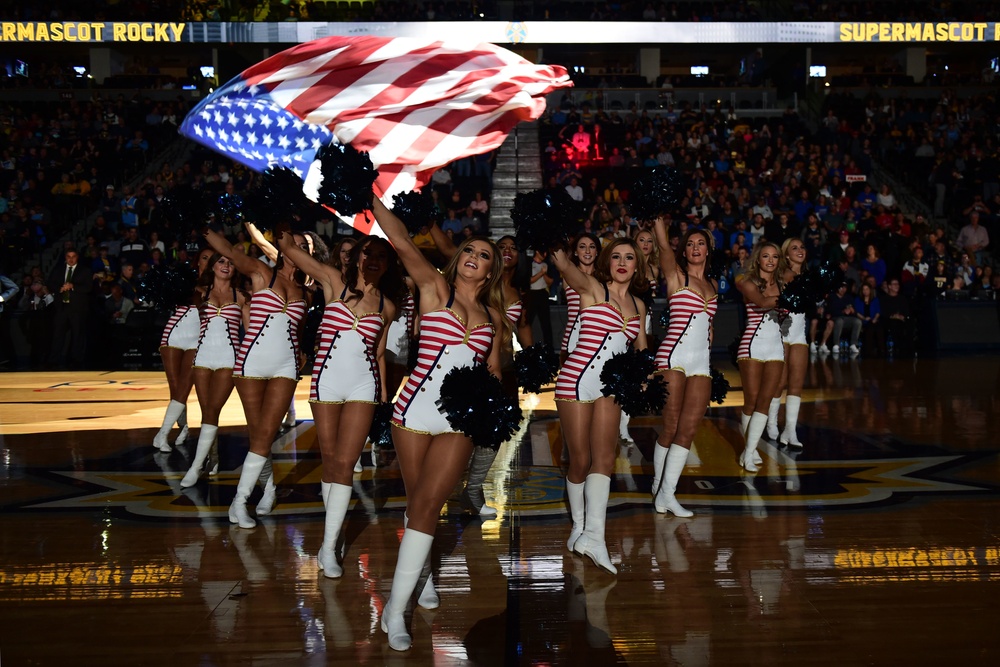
229,452,267,529
180,424,218,488
653,444,693,517
175,407,189,445
381,529,434,651
740,412,763,465
460,446,499,518
572,474,617,575
740,412,768,473
402,513,438,609
779,395,803,447
256,456,277,515
153,400,186,452
766,397,781,440
650,443,669,497
318,482,353,578
618,412,633,443
566,478,586,551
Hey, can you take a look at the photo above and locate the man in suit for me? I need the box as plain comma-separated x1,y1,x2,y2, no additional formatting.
48,249,93,368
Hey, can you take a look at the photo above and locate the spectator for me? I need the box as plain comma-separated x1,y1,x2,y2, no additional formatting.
119,227,148,269
861,244,887,287
800,213,826,266
565,176,584,202
0,272,17,313
525,249,554,349
954,253,975,287
881,277,914,356
876,184,896,209
828,280,862,356
955,211,989,266
315,215,335,242
469,191,489,219
104,282,133,324
119,186,139,229
118,263,139,304
751,195,773,220
47,249,92,369
901,246,929,294
765,212,797,246
854,282,883,356
440,209,464,238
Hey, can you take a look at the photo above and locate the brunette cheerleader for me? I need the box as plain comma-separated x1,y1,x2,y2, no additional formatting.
735,242,785,473
552,238,648,575
179,252,248,487
152,248,212,452
768,238,809,447
559,233,600,363
204,228,317,528
277,232,403,578
372,197,507,651
650,218,718,517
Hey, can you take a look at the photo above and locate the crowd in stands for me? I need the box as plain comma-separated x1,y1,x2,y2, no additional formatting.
535,92,995,357
0,105,499,369
0,92,194,368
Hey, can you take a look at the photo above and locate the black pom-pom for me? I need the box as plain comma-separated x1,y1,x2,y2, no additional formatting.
627,166,686,223
391,190,438,235
137,264,198,312
251,165,313,232
160,189,206,234
216,192,244,228
777,270,817,314
368,402,395,451
513,343,559,394
600,348,668,416
815,259,845,296
437,365,523,450
316,142,377,216
511,188,582,252
710,366,730,405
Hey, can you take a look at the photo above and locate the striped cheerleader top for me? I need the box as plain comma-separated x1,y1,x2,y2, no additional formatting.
394,288,495,411
198,288,242,342
504,299,523,327
318,285,386,351
235,270,307,369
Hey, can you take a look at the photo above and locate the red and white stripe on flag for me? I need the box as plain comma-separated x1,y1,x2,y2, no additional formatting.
242,36,572,234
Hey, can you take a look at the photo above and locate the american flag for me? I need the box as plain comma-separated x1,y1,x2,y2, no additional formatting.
179,36,571,234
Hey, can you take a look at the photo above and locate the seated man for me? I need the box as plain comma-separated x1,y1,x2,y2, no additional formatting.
880,277,915,356
828,280,862,356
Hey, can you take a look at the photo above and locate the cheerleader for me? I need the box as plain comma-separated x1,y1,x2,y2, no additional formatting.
735,242,785,473
384,276,417,401
559,233,600,363
179,253,247,488
430,226,531,517
277,232,403,578
204,228,314,529
552,238,648,575
372,197,507,652
635,228,661,298
767,238,809,447
152,248,212,452
650,219,718,517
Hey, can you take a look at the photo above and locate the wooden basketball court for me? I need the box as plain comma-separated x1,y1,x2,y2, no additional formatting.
1,357,999,665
